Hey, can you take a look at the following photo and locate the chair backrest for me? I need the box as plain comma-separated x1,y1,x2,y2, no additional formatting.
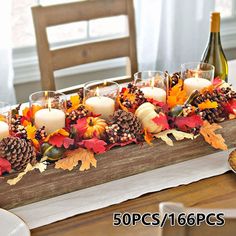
32,0,138,93
159,202,236,236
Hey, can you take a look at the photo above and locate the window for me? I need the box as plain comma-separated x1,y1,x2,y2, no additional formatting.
215,0,234,18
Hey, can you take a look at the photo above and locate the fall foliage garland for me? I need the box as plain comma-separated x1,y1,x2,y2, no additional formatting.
0,76,236,185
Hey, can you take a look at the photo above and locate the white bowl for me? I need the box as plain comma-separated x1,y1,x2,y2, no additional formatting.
0,208,30,236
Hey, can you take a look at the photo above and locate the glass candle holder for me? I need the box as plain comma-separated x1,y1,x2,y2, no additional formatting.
29,91,67,134
181,62,215,95
134,71,167,103
0,102,11,141
84,80,119,120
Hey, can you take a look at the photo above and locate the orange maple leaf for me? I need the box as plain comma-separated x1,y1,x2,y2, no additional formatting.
55,148,97,171
22,105,42,120
167,79,187,108
44,128,69,142
200,120,228,150
198,99,218,111
144,128,153,145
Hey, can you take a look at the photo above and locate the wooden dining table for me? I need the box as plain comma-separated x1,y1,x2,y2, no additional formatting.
30,61,236,236
31,172,236,236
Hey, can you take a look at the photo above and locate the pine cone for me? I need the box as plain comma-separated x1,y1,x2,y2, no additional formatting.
0,137,37,171
191,88,230,123
66,105,88,124
105,110,142,143
169,71,181,88
10,116,28,139
119,83,146,110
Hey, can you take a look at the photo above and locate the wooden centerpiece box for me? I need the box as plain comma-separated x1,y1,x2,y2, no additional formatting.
0,119,235,210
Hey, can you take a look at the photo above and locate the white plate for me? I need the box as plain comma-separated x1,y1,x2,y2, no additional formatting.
0,208,30,236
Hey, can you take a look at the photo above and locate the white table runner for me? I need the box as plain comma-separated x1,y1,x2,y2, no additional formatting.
10,149,233,229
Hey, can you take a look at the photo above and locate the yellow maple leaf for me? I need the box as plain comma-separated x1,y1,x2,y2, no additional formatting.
55,148,97,171
7,162,47,185
200,121,228,150
154,129,195,146
198,99,218,111
25,124,40,150
0,114,6,122
67,95,81,113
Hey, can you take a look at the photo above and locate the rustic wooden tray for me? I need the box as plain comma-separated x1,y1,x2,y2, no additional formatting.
1,119,236,210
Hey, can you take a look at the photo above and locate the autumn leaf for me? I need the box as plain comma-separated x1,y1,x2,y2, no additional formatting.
49,135,74,149
55,148,96,171
224,99,236,115
0,158,11,176
0,114,6,122
154,129,195,146
213,77,224,87
25,124,40,150
7,162,47,185
67,95,81,112
198,99,218,110
144,128,153,145
79,138,107,153
146,98,169,113
175,114,203,131
152,113,169,130
106,139,138,151
22,105,41,121
167,79,188,108
73,117,88,137
200,121,228,150
45,128,69,142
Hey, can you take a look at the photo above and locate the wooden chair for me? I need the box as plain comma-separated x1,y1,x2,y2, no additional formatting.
31,0,138,94
159,202,236,236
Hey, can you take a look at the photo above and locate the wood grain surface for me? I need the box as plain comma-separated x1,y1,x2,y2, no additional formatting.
31,173,236,236
0,119,236,210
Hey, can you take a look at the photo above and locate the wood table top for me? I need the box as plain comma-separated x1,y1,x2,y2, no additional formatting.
31,172,236,236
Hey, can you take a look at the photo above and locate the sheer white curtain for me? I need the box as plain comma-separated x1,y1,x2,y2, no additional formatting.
0,1,16,104
135,0,215,72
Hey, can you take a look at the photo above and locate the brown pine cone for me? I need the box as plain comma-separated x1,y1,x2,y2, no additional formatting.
105,110,142,143
191,89,229,123
0,137,37,171
66,105,88,124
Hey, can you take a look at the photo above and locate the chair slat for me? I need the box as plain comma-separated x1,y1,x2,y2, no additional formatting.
51,37,130,70
34,0,127,27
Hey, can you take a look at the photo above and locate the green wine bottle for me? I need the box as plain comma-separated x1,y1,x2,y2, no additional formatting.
201,12,228,82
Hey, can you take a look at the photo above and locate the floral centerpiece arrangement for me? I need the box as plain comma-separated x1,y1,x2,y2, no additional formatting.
0,72,236,185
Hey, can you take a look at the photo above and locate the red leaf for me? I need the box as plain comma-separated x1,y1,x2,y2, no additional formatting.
175,114,203,131
106,139,138,151
213,77,224,87
224,99,236,115
147,98,169,113
152,113,169,130
79,138,107,154
73,117,87,137
49,135,74,148
0,157,11,176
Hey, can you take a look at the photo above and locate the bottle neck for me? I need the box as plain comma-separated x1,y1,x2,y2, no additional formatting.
208,32,222,45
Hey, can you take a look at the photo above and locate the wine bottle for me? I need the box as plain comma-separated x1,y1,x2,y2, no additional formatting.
201,12,228,82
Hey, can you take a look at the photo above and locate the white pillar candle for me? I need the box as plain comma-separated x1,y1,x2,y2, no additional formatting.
85,96,115,120
141,87,166,103
184,77,212,95
0,121,9,141
35,109,65,134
